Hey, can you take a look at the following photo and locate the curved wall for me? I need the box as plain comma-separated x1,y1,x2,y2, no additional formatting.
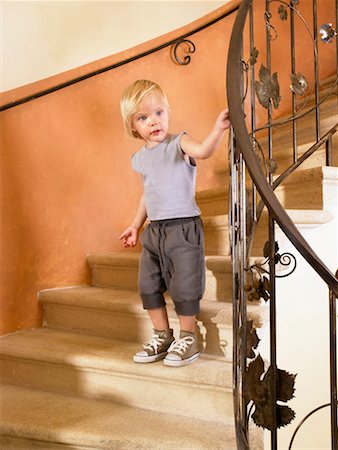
1,3,238,334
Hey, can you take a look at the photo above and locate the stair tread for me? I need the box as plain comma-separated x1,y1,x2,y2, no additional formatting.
0,328,232,390
0,384,236,449
202,208,334,224
198,166,338,193
87,252,234,271
40,286,268,328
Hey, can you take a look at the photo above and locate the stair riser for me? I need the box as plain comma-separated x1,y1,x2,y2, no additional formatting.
91,265,233,302
91,265,139,291
198,198,227,216
43,303,233,360
204,224,230,255
0,357,233,424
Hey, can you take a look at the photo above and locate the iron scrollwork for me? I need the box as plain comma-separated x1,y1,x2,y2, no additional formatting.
243,241,297,431
245,241,297,303
172,39,196,65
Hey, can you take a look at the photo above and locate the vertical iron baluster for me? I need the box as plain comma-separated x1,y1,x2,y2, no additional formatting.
329,280,338,450
313,0,320,141
230,130,241,445
290,3,298,163
239,29,249,438
250,1,257,223
269,216,278,449
266,1,278,447
239,152,248,434
265,1,273,187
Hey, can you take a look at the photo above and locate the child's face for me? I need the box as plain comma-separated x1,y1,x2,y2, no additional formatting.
131,91,169,148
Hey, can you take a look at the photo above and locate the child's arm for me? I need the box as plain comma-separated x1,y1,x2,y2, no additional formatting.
119,194,147,248
180,109,231,160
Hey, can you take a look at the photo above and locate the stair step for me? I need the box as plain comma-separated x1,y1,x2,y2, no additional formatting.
204,214,230,255
197,187,228,216
40,287,268,359
274,166,338,212
252,208,334,255
197,166,338,220
0,384,238,449
87,253,239,302
0,328,233,423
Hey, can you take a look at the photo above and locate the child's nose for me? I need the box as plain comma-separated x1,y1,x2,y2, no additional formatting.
149,114,158,125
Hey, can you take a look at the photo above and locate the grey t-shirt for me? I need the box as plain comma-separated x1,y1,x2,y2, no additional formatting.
131,132,201,220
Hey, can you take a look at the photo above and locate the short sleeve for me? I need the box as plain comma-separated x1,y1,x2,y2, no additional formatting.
131,152,141,174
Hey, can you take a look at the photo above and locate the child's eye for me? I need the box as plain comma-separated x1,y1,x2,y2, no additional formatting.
156,110,163,116
138,115,147,121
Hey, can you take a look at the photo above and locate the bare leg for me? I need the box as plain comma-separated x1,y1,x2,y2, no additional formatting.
178,315,196,333
148,307,170,331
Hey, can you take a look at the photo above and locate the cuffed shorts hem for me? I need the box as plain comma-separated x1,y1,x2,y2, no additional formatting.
140,292,166,310
174,299,200,316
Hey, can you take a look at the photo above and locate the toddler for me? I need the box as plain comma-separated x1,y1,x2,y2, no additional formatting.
119,80,230,367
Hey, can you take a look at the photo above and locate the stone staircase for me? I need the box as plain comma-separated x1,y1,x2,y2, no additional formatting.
1,79,337,449
0,209,267,448
0,166,335,448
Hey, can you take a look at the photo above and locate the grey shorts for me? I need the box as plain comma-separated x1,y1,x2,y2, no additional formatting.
139,216,205,316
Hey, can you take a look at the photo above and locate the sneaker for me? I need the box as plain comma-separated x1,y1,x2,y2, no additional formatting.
164,330,200,367
133,329,175,363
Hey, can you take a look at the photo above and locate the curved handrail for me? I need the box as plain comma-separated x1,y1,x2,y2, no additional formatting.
226,0,338,296
0,3,239,112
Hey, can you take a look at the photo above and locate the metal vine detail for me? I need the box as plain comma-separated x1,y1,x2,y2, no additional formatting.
245,241,297,302
255,64,281,109
241,240,297,430
290,73,309,96
172,39,196,65
244,355,297,430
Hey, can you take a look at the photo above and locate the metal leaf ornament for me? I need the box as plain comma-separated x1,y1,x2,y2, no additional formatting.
264,240,280,263
250,47,259,65
255,64,281,109
278,5,288,21
246,320,260,359
244,355,297,430
290,73,308,96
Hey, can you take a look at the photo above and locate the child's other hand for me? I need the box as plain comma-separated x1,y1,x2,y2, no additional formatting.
215,109,231,131
119,226,138,247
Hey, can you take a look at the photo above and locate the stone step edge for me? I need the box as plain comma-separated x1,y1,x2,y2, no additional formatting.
213,131,338,177
203,209,334,227
87,252,234,272
200,210,333,229
0,328,232,391
86,252,265,273
197,166,338,199
0,385,236,450
39,286,268,329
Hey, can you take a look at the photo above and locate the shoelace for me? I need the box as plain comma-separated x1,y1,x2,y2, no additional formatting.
167,336,195,355
143,334,165,355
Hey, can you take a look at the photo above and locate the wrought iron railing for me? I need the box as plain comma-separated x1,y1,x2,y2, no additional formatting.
227,0,338,449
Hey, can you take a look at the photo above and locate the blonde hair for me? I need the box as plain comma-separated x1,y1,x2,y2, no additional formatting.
120,80,170,139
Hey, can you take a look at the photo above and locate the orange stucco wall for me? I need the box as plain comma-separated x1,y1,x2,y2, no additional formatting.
1,3,238,335
1,0,336,335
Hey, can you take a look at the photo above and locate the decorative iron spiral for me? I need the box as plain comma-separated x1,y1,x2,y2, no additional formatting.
172,39,196,65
